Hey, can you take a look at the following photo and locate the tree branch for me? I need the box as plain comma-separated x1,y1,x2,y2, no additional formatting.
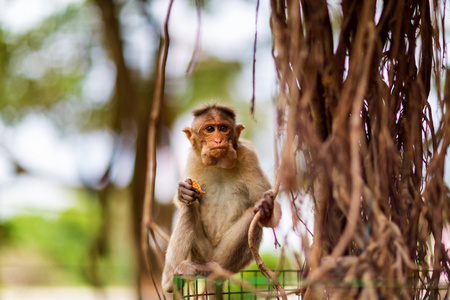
141,0,174,296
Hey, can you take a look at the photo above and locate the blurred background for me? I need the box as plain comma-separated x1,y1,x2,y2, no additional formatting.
0,0,289,298
2,0,449,299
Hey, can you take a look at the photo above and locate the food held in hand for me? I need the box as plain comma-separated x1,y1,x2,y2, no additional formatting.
192,179,205,194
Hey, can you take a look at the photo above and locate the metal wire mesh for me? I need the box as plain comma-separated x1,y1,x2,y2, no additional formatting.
173,269,303,299
173,269,450,299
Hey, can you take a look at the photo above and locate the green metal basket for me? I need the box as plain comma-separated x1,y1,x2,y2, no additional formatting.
173,269,304,299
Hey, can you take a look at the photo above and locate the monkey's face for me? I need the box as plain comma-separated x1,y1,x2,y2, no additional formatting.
183,110,244,169
200,123,233,155
198,116,237,167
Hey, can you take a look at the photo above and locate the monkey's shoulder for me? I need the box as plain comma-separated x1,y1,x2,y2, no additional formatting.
237,139,271,191
236,139,256,151
236,139,259,164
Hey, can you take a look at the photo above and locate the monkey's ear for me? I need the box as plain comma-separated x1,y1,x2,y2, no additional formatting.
182,127,195,146
236,124,245,139
182,127,192,139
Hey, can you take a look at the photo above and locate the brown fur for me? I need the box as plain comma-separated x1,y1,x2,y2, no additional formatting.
162,104,280,293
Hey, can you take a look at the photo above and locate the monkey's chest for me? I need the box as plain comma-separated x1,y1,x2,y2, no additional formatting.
199,182,249,246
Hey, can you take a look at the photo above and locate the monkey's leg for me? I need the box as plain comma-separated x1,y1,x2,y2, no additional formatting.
211,207,262,272
162,204,212,293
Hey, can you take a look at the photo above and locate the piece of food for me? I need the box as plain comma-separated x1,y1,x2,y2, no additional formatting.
192,179,205,194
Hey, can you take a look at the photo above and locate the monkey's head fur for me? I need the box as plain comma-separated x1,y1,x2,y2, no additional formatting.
183,104,245,169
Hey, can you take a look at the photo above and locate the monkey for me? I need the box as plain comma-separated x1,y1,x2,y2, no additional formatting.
161,103,281,293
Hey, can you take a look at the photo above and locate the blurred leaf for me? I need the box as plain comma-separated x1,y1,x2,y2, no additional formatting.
173,57,242,112
0,189,134,285
0,3,102,130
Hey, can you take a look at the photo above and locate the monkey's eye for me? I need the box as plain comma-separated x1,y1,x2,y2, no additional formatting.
205,126,215,133
219,125,228,132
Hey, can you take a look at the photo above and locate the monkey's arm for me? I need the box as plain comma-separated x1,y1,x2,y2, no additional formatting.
238,141,281,228
162,199,212,293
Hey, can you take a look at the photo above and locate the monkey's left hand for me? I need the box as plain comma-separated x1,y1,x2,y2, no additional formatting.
253,190,281,228
254,190,274,219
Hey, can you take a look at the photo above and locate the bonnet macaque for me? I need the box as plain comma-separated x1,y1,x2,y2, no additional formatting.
162,104,281,292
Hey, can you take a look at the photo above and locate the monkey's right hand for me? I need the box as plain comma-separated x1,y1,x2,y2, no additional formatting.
178,178,201,205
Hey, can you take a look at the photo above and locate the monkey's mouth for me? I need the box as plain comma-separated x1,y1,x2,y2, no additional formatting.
210,146,227,150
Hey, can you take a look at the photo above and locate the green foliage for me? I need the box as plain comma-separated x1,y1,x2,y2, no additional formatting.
172,57,242,112
0,3,101,130
1,194,96,284
246,252,297,271
0,190,134,286
8,213,91,265
189,58,241,101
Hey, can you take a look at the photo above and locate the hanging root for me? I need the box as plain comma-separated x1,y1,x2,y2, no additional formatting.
248,211,287,299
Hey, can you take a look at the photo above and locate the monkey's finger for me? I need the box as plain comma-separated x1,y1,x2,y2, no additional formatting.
182,189,201,199
264,192,274,204
185,178,193,185
254,201,267,217
192,187,201,195
253,200,263,214
185,188,201,198
261,201,272,217
180,181,194,189
180,195,196,204
179,182,201,195
263,189,274,197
